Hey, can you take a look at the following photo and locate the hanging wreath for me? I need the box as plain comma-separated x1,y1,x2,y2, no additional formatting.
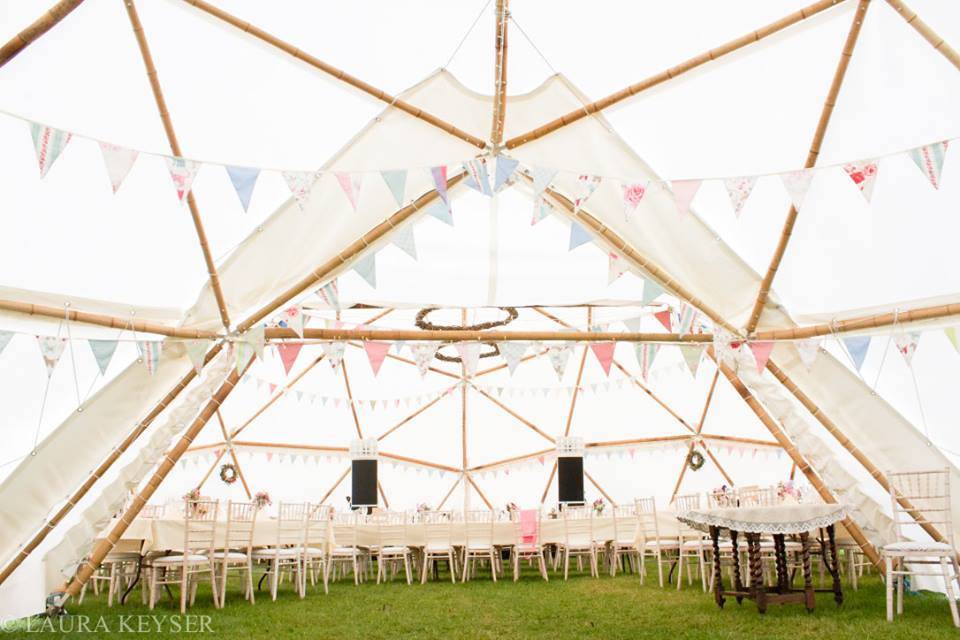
687,449,705,472
434,342,500,363
415,307,518,331
219,463,238,485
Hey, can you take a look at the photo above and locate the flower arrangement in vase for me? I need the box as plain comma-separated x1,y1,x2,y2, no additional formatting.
182,488,208,517
777,480,803,504
253,491,272,510
592,498,605,515
711,484,735,507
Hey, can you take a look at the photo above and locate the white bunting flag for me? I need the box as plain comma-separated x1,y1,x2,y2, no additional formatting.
678,345,703,378
781,169,814,210
411,342,440,378
137,341,162,375
456,343,480,376
723,176,757,217
641,279,664,306
282,170,317,211
88,339,118,375
390,224,418,260
352,251,377,288
493,156,519,192
164,156,200,204
279,306,305,338
0,331,12,358
37,336,66,378
895,332,920,366
463,158,493,196
99,142,138,193
608,252,630,284
317,280,341,311
242,325,266,360
497,342,528,375
573,175,601,212
532,196,553,225
671,179,701,216
185,339,210,374
321,341,346,369
635,343,660,381
795,339,821,370
30,123,71,178
843,160,879,203
531,166,557,198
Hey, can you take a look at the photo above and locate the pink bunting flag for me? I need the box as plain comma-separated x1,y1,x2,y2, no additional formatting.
894,332,920,366
748,341,775,373
780,170,814,210
364,341,391,376
277,342,303,376
654,310,672,332
164,156,200,204
99,142,138,193
608,252,630,284
671,179,701,216
589,342,615,376
843,160,879,203
335,171,363,211
723,176,757,217
621,182,646,218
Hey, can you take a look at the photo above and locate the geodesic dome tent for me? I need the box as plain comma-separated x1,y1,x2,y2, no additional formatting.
0,0,959,619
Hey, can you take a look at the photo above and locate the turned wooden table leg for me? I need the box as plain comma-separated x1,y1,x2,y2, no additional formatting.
730,529,744,604
748,533,767,614
710,526,725,609
774,534,789,593
800,532,815,613
827,524,843,606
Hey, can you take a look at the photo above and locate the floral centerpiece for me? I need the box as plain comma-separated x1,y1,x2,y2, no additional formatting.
592,498,605,515
777,480,803,504
506,502,519,514
711,484,735,507
182,488,208,517
416,503,431,513
253,491,272,509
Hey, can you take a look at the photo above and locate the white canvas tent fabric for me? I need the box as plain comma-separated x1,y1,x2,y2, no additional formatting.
0,0,958,620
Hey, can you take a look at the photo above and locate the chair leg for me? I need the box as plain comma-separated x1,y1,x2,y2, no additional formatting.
942,556,960,628
897,558,904,616
403,554,412,585
179,567,188,615
657,550,664,588
676,552,683,590
885,556,894,622
270,559,279,601
490,551,497,582
247,560,256,605
563,549,570,581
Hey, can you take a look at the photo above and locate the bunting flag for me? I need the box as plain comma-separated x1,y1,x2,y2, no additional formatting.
748,341,774,373
426,199,453,226
712,328,737,364
654,309,672,332
380,169,407,207
608,252,630,284
411,342,440,377
909,141,948,189
679,345,703,378
317,280,341,311
945,327,960,353
88,339,118,376
0,331,12,357
277,342,303,376
493,155,519,192
430,165,449,204
137,341,161,375
573,175,601,211
641,279,665,306
279,305,305,338
164,156,200,204
842,336,871,372
671,179,701,216
321,341,346,369
569,222,592,250
547,343,573,380
498,342,528,375
456,343,480,376
635,343,660,381
282,170,316,211
843,160,879,202
363,341,391,376
335,171,363,211
37,336,66,377
352,251,377,288
30,123,71,178
390,223,418,260
723,176,757,217
99,142,138,193
795,338,821,370
675,303,696,337
185,339,210,374
781,169,814,210
621,182,646,218
463,158,493,195
622,316,643,333
235,341,255,374
242,325,266,360
894,332,920,366
589,342,615,376
225,165,260,212
531,166,557,197
532,196,553,225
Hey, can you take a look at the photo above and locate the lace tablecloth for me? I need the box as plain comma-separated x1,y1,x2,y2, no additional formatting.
677,503,848,535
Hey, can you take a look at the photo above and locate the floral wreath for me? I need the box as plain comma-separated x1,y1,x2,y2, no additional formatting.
687,449,705,472
219,463,239,485
415,306,518,331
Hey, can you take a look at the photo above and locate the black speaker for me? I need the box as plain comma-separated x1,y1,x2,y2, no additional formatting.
557,457,584,505
351,459,378,508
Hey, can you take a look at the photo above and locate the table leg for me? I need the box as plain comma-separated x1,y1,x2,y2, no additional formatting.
120,555,144,605
748,533,767,614
730,530,744,604
710,526,725,609
827,524,843,606
800,532,815,613
774,534,789,593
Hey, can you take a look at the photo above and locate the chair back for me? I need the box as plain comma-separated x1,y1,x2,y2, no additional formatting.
375,511,409,548
888,468,955,549
334,510,367,548
182,498,219,556
512,509,542,547
739,485,776,507
674,493,702,541
421,510,455,549
561,505,594,546
707,488,737,508
305,504,333,549
140,504,166,519
612,503,638,543
223,501,258,553
276,502,307,547
463,510,495,549
634,497,663,545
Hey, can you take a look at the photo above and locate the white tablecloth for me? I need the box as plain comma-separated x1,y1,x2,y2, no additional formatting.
677,504,848,535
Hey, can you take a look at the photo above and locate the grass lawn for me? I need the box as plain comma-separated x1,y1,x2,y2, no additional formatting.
6,562,959,638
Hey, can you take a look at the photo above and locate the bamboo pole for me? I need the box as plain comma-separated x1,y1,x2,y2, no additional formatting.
470,384,556,444
195,448,227,491
340,361,364,439
564,347,589,436
377,481,390,510
465,474,494,510
319,467,351,505
63,359,250,600
183,0,486,150
540,462,557,505
503,0,846,148
215,410,251,499
670,369,721,503
0,0,86,67
754,300,960,341
270,326,712,343
239,175,465,333
490,0,509,145
0,298,218,339
711,352,882,569
0,343,222,588
469,447,553,473
376,386,456,442
584,471,617,507
884,0,960,70
437,475,462,510
229,354,324,440
746,0,871,334
765,357,950,545
122,0,231,331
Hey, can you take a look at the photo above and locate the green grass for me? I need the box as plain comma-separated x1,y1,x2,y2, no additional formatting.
7,563,960,638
